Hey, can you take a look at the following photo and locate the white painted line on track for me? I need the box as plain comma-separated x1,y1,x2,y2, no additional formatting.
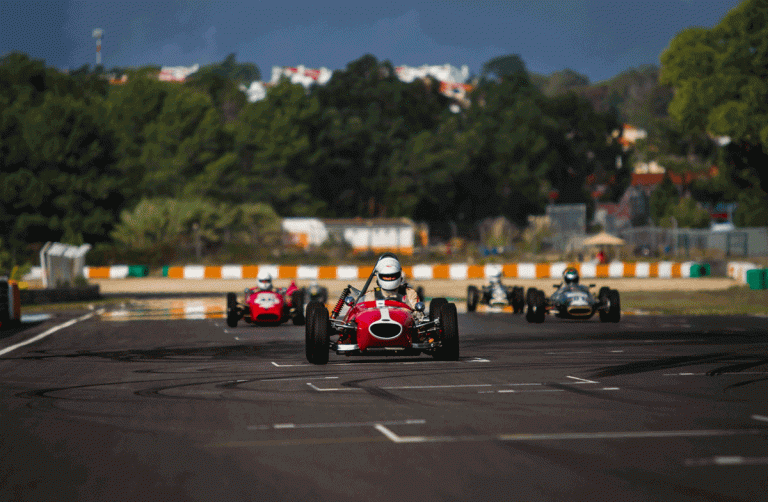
307,382,362,392
373,428,763,445
0,310,102,357
665,372,768,377
495,429,762,442
383,384,492,390
685,456,768,467
262,376,338,382
567,376,598,384
249,419,425,431
751,415,768,422
375,425,436,443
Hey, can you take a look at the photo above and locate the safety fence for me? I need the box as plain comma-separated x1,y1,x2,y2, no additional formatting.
83,261,716,281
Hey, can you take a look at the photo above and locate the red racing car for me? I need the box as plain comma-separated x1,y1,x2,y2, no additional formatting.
304,254,459,365
226,279,305,328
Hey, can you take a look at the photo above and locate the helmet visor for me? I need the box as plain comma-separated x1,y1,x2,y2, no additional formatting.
379,271,401,282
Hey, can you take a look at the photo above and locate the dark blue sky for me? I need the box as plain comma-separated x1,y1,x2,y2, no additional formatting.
0,0,743,83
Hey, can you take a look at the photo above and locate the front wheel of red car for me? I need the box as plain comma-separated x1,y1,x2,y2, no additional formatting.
429,298,448,321
433,302,459,361
306,304,329,365
226,292,239,328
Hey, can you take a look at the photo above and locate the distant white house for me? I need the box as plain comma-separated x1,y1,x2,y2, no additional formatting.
323,218,417,256
281,218,328,249
281,217,418,255
158,64,200,82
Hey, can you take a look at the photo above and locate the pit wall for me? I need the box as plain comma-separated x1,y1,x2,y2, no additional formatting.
84,261,717,281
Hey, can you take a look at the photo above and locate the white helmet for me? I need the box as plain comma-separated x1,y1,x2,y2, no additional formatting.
256,270,273,291
376,256,403,292
490,271,502,284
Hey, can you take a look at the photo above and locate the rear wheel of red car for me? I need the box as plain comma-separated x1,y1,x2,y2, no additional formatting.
429,298,448,320
292,289,305,326
306,304,329,365
433,302,459,361
226,292,239,328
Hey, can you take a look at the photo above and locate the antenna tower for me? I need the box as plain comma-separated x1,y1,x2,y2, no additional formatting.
92,28,103,66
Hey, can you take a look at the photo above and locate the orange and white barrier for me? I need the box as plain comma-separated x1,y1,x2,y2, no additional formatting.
79,261,718,280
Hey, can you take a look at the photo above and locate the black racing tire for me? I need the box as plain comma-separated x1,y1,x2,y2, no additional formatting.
598,286,611,300
429,298,449,321
416,286,425,303
226,292,239,328
304,301,324,362
533,290,547,323
306,304,330,365
526,288,546,323
433,302,459,361
466,286,479,312
525,288,538,322
291,289,306,326
607,289,621,323
0,280,9,327
511,286,525,313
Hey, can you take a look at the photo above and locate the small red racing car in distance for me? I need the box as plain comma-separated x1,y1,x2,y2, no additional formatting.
226,280,305,328
304,253,459,365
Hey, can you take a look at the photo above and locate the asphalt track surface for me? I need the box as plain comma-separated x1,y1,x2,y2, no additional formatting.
2,303,768,501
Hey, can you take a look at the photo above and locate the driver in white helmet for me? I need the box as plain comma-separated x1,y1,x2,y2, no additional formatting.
256,270,273,291
361,254,421,310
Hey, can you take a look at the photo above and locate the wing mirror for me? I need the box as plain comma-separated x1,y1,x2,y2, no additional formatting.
589,284,596,288
414,301,425,312
553,284,560,288
344,296,356,306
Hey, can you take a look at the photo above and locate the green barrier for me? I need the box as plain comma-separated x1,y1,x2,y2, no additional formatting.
162,266,170,277
746,269,767,290
689,263,710,277
128,265,149,277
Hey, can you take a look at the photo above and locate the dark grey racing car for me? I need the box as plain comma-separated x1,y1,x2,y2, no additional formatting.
525,267,620,323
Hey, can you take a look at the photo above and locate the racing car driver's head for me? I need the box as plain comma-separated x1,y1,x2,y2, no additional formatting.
563,267,579,285
257,270,273,290
376,256,403,291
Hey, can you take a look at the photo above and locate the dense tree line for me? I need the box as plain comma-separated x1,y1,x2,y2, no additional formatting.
0,51,627,267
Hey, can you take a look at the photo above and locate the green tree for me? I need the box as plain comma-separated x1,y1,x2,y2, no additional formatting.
229,80,322,215
660,0,768,224
1,55,122,263
309,54,449,217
